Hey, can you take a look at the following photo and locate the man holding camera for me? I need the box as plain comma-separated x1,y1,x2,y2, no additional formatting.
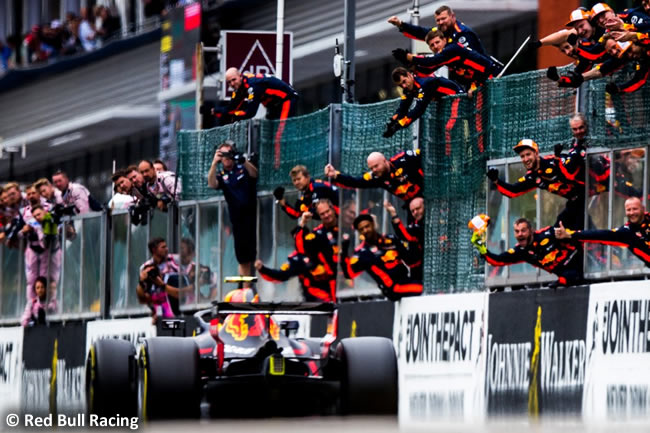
137,237,185,324
138,159,182,210
51,170,93,214
208,141,258,278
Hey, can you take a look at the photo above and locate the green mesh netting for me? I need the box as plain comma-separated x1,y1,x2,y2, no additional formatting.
585,65,650,148
257,107,330,191
420,91,489,293
341,100,414,174
177,120,249,200
487,66,576,158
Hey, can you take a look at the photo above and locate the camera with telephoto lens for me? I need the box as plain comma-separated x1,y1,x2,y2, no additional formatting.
3,216,25,243
50,203,77,225
128,192,158,226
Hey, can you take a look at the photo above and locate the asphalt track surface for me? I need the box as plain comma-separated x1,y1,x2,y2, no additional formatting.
138,416,650,433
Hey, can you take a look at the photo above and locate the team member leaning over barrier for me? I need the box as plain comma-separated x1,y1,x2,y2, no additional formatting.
384,199,425,281
342,214,423,301
255,210,337,302
487,139,586,230
554,196,650,266
471,217,584,288
388,4,487,56
292,199,341,266
273,164,339,220
324,149,424,205
381,67,463,139
392,30,501,92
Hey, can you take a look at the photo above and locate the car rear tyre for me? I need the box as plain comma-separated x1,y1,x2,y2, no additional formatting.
337,337,397,415
86,339,137,417
139,337,201,420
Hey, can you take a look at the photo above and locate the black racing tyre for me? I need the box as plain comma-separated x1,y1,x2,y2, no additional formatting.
139,337,201,420
86,338,138,417
336,337,398,415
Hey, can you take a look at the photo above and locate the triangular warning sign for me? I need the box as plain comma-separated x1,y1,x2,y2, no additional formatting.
239,39,276,76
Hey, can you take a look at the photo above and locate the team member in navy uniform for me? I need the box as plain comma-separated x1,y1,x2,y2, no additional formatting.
555,197,650,266
487,139,586,230
255,205,338,302
324,148,424,204
273,165,339,220
384,198,425,281
471,217,584,288
380,67,463,138
208,141,258,278
388,5,487,56
293,200,341,268
218,67,299,124
393,30,501,91
342,214,422,301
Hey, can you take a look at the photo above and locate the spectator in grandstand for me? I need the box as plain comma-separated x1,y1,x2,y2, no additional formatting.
94,5,121,43
20,204,61,311
217,67,299,125
388,4,487,56
342,214,423,300
207,141,258,279
137,237,186,323
144,0,168,18
0,38,14,72
23,25,52,64
487,139,586,230
138,159,182,208
392,29,501,93
78,7,98,52
325,148,423,204
21,276,48,327
34,178,62,207
61,14,82,55
273,165,339,220
555,196,650,266
381,67,463,139
51,170,94,214
471,217,583,288
384,198,424,281
153,159,168,173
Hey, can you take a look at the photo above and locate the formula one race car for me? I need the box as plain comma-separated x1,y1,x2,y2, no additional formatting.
85,280,397,419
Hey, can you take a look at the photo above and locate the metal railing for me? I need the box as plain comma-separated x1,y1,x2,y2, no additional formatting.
485,144,650,288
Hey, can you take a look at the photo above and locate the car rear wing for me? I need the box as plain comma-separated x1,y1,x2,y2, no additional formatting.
212,302,336,317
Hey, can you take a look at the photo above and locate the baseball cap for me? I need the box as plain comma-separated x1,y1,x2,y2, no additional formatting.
513,139,539,154
590,3,613,20
566,8,591,27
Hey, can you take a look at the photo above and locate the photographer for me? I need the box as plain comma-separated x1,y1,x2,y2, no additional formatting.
124,165,161,226
51,170,94,214
20,205,61,311
207,141,258,279
136,237,186,324
1,183,28,246
138,159,182,210
108,169,136,210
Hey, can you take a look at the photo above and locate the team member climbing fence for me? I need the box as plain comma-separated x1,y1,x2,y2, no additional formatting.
382,67,463,141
